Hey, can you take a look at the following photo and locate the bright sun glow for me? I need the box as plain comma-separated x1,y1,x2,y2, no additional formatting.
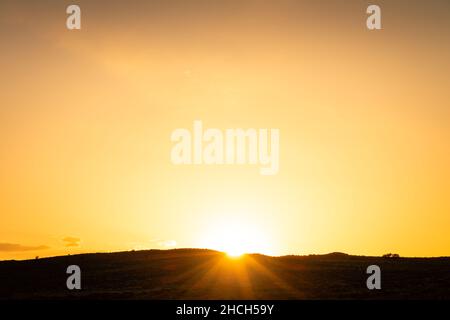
199,219,273,257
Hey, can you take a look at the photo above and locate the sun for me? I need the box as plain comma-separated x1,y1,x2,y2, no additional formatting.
226,248,245,258
221,238,247,258
199,218,273,257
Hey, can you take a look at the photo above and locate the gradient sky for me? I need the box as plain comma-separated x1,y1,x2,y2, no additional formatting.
1,0,449,260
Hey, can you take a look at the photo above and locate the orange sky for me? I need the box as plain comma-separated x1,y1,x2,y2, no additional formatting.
1,0,449,260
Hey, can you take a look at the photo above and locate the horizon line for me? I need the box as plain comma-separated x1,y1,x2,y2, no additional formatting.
2,248,450,262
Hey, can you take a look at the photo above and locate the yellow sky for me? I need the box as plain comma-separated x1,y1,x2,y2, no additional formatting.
1,0,449,260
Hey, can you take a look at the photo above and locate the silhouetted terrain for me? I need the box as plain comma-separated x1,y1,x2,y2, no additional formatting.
1,249,449,299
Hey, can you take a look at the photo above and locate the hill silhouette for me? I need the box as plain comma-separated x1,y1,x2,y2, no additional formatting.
1,249,449,299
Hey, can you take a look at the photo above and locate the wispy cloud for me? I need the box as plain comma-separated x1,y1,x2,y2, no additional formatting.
0,243,49,252
130,238,177,250
62,237,81,247
158,240,177,248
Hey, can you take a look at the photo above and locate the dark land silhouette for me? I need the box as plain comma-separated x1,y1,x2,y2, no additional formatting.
1,249,449,299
